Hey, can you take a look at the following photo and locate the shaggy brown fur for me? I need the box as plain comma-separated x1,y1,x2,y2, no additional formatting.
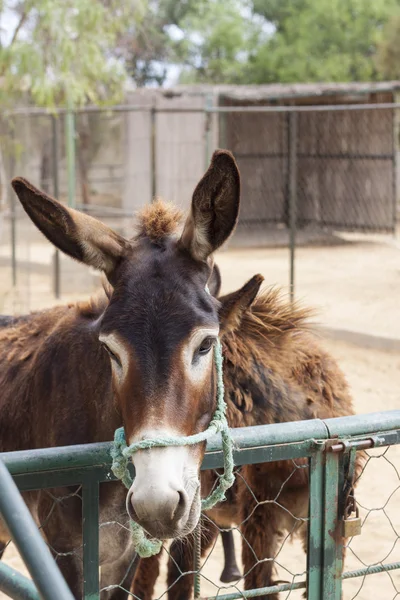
132,286,364,600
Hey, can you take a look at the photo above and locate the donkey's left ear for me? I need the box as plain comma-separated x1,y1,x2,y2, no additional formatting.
219,274,264,334
12,177,129,278
180,150,240,262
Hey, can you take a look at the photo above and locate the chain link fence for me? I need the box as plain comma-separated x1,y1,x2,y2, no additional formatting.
0,101,398,310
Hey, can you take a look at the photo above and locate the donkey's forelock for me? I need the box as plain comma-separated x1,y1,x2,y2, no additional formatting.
134,198,183,243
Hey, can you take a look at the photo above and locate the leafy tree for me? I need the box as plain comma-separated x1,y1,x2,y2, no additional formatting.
114,0,206,87
246,0,399,83
174,0,263,84
172,0,400,84
0,0,143,107
376,13,400,80
0,0,143,205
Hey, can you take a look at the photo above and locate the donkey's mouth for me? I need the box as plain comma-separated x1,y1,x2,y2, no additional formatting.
126,485,201,541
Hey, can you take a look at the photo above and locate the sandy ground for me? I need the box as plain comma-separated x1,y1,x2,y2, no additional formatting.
1,229,400,340
1,233,400,598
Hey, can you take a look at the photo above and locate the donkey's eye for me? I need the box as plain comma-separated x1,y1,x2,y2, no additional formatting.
101,342,122,368
197,337,214,356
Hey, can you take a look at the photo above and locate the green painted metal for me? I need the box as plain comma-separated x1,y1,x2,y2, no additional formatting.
321,450,342,600
82,479,100,600
0,562,39,600
0,460,74,600
1,411,400,600
4,411,400,477
343,561,400,579
207,579,307,599
307,443,325,599
325,411,400,437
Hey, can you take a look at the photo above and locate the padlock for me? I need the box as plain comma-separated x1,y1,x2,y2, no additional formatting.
342,506,362,538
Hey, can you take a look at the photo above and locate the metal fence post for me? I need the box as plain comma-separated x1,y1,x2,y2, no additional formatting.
307,442,325,599
82,478,100,600
0,459,74,600
308,440,344,600
151,105,157,201
204,93,213,168
321,448,343,599
52,115,60,298
392,95,399,236
65,99,76,208
0,561,40,600
288,110,298,303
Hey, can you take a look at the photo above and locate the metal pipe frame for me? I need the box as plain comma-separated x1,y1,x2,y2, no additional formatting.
0,460,75,600
0,410,399,600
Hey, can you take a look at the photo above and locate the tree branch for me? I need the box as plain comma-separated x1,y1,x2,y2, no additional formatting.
9,9,28,47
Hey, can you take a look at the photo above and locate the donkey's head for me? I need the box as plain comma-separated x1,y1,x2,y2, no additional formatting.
12,150,240,539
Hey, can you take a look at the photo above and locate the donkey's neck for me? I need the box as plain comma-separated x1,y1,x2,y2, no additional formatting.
0,301,120,452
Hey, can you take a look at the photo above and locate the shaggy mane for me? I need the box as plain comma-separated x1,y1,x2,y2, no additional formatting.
135,198,183,242
239,287,314,344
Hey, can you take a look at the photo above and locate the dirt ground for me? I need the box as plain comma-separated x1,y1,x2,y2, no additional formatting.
1,234,400,598
2,229,400,340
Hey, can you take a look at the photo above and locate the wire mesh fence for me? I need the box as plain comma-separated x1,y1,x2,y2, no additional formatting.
1,413,400,600
0,100,398,312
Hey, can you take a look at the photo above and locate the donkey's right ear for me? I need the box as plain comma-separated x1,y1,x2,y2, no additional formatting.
12,177,129,276
219,274,264,335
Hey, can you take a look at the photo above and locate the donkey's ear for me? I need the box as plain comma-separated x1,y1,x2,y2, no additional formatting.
12,177,128,276
180,150,240,262
207,263,222,297
219,274,264,334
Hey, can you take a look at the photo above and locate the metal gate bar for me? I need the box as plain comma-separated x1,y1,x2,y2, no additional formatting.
0,460,74,600
0,410,400,600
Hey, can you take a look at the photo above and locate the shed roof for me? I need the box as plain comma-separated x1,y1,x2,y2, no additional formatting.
163,81,400,102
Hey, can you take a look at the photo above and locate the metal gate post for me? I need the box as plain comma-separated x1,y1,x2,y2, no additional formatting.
308,440,343,600
0,561,40,600
288,110,298,303
52,114,60,298
82,478,100,600
0,460,74,600
307,442,325,599
321,447,343,599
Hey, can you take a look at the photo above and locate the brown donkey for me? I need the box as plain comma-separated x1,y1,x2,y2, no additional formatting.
0,150,248,598
0,150,362,600
131,283,365,600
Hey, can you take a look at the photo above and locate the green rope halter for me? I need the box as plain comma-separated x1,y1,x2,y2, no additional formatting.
110,337,235,558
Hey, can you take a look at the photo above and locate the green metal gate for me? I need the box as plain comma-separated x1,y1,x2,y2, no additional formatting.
0,410,399,599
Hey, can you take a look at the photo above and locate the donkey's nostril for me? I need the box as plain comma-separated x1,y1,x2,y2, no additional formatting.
173,489,188,522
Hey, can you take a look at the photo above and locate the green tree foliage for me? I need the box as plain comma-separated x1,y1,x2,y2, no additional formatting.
0,0,144,107
376,13,400,80
115,0,203,86
174,0,263,84
172,0,400,84
247,0,399,83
